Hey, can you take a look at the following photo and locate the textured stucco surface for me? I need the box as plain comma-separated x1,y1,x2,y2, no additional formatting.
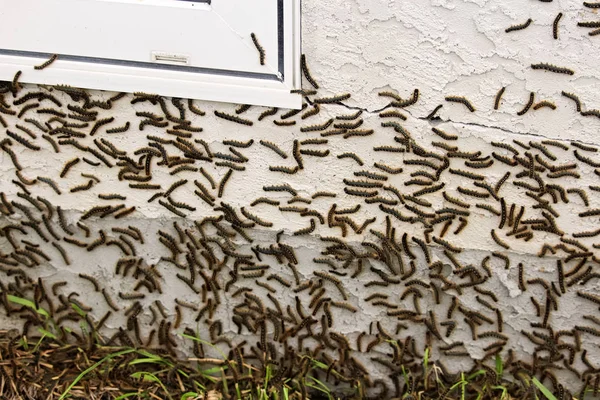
0,0,599,396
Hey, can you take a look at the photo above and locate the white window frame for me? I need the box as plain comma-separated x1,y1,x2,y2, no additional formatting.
0,0,302,108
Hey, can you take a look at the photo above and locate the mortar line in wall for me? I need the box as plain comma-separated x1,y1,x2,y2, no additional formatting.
314,99,598,148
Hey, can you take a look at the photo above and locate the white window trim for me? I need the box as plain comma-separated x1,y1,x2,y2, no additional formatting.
0,0,302,109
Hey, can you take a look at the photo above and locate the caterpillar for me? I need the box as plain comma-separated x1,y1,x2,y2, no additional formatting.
313,94,351,104
114,207,136,219
445,96,476,112
337,152,363,166
533,100,556,110
293,218,316,236
517,92,535,115
505,18,532,33
300,54,319,89
553,13,562,39
214,110,253,126
37,177,61,195
263,184,297,196
301,104,320,119
561,91,582,112
373,145,405,153
251,197,279,206
70,179,94,193
6,130,40,151
334,119,363,130
577,21,600,28
106,121,130,134
531,63,574,75
257,107,279,122
218,169,232,198
240,207,273,227
11,70,22,95
235,104,252,117
581,109,600,119
299,148,330,157
101,288,120,311
390,89,419,107
273,119,296,127
493,87,506,110
78,273,100,292
167,196,196,212
300,118,334,132
379,109,407,120
343,129,374,139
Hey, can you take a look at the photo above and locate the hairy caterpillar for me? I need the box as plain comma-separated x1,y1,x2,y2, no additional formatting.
517,92,535,116
531,63,574,75
505,19,532,33
445,96,476,112
300,54,319,89
553,13,562,39
214,110,253,126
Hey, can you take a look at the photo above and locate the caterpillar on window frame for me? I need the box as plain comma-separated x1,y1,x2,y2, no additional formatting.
300,54,319,89
517,92,535,116
445,96,476,112
505,18,532,33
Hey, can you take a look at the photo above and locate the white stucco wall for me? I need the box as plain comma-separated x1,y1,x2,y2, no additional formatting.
0,0,599,396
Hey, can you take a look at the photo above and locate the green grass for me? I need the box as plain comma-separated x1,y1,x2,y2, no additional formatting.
0,294,572,400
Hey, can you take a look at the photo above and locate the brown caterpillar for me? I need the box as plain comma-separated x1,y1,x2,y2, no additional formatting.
561,91,582,112
300,118,334,132
250,33,266,65
533,101,557,110
553,13,562,39
258,107,278,121
89,117,115,136
505,18,532,33
300,54,319,89
517,92,535,116
301,104,320,119
106,122,130,134
531,63,574,75
445,96,476,112
313,94,351,104
37,177,61,195
494,87,506,110
214,110,253,126
577,21,600,28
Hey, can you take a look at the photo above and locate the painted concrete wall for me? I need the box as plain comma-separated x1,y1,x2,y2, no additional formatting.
0,0,599,396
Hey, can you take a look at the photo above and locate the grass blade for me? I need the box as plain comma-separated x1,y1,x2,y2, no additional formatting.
532,377,558,400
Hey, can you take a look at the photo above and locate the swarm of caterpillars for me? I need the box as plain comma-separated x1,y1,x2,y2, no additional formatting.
1,48,600,399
